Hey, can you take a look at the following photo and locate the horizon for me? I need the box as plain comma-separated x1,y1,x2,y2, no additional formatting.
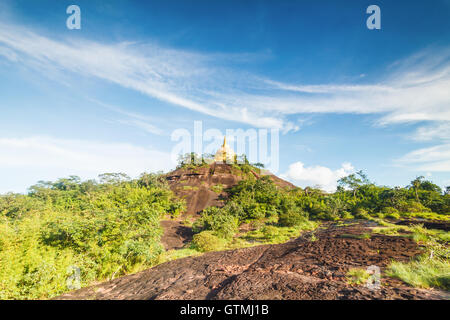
1,0,450,193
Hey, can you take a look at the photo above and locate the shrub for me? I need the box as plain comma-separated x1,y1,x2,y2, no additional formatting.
193,207,238,239
353,208,370,219
279,209,306,227
307,201,334,220
241,202,266,221
400,201,431,214
340,211,354,219
168,201,185,218
386,212,400,219
211,184,224,194
192,231,227,252
382,206,399,214
261,226,280,240
223,201,245,219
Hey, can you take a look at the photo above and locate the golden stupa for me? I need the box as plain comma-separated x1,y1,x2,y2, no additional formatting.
214,137,236,163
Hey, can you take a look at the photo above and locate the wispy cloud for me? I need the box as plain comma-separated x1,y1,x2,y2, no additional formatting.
396,144,450,172
116,119,163,135
91,99,164,135
401,120,450,172
1,22,449,132
0,22,287,130
411,122,450,142
263,48,450,125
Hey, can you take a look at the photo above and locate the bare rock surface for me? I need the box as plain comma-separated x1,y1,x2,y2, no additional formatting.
166,163,295,215
160,220,194,250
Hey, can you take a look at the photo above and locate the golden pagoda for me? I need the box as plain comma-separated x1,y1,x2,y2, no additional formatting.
214,136,236,163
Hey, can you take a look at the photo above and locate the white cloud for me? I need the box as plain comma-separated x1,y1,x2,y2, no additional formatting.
89,99,165,135
0,46,17,62
412,122,450,142
396,144,450,172
116,119,163,135
0,136,173,193
263,51,450,124
281,161,354,192
0,22,292,131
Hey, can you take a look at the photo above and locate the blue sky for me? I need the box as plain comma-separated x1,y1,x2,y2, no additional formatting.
0,0,450,193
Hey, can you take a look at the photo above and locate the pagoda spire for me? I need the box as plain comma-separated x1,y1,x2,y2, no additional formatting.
214,135,235,163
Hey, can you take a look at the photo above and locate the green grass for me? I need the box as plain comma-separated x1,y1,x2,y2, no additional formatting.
244,226,298,244
182,185,198,191
371,219,450,242
192,231,228,252
372,225,410,236
373,222,450,243
339,233,372,240
335,221,358,227
376,222,450,291
156,248,201,265
226,237,257,249
408,224,450,243
387,256,450,290
181,217,195,227
346,268,371,285
242,220,319,244
211,184,224,194
400,211,450,221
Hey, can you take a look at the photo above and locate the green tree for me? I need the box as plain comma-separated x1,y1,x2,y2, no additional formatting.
410,176,425,201
253,163,265,168
337,170,370,199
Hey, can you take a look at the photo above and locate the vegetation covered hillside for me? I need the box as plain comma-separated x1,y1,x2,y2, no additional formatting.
189,170,449,249
0,173,184,299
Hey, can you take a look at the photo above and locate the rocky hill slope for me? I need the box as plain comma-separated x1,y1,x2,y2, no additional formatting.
166,163,295,215
54,165,448,300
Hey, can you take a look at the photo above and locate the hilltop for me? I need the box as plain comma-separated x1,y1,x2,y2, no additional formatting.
160,162,296,250
166,162,295,215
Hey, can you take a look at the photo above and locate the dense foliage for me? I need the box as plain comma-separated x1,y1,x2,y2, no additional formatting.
193,175,310,241
193,170,449,242
0,173,184,299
